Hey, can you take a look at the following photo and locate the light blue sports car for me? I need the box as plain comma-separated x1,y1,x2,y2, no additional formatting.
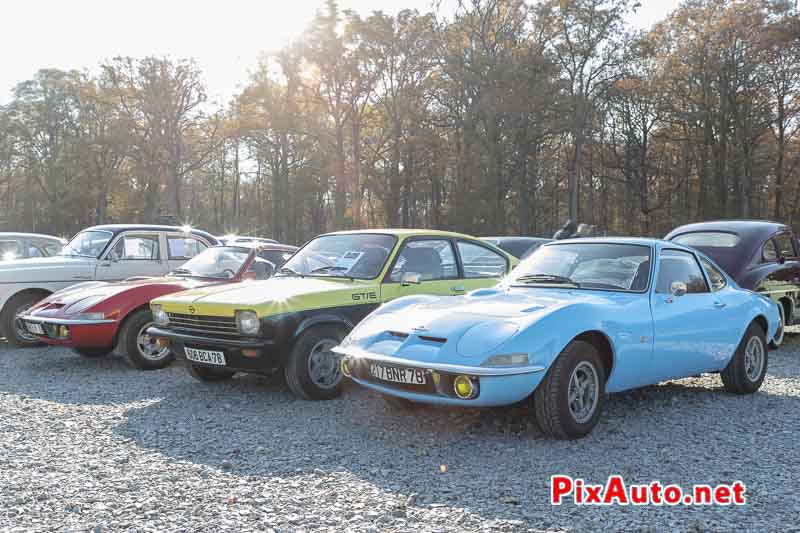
333,238,781,439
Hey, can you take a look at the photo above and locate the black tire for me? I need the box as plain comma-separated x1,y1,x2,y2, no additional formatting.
72,346,113,358
285,325,346,400
187,364,236,382
721,322,768,394
381,394,420,411
1,292,47,348
769,303,785,349
533,340,606,440
119,309,175,370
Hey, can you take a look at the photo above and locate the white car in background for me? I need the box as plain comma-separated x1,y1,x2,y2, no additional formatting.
0,224,218,347
0,233,66,261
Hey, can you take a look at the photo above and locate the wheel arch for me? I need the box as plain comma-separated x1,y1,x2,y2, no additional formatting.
293,314,354,341
0,287,52,321
112,302,152,347
572,330,615,383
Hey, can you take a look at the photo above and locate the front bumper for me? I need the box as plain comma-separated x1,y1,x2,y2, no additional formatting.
17,314,117,348
333,346,545,407
147,326,281,372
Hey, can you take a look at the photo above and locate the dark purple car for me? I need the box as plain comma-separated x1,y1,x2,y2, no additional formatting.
665,220,799,347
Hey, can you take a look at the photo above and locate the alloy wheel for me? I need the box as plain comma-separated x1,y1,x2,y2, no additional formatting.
568,361,600,424
307,338,342,390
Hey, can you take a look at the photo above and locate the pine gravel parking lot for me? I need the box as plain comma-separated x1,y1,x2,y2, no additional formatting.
1,335,799,532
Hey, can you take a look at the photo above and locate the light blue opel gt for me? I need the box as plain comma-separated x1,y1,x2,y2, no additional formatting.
333,238,780,439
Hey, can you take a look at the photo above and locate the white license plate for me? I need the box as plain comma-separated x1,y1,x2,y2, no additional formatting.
185,347,226,366
370,364,426,385
25,322,44,335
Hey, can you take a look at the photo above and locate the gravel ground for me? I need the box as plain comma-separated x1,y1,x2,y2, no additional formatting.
1,334,799,532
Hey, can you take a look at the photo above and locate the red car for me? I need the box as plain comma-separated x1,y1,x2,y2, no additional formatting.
19,243,297,369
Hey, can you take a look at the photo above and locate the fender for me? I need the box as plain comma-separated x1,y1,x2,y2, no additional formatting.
293,313,356,340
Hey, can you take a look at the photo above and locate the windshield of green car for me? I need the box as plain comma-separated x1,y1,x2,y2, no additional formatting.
278,233,397,279
59,230,113,258
509,243,652,292
171,246,251,279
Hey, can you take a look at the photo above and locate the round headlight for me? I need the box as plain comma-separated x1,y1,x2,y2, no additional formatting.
151,305,169,326
453,375,477,399
236,310,260,335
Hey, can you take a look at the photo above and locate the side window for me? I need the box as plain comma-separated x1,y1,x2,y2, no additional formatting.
773,233,796,259
656,249,709,294
168,236,207,260
110,235,160,260
763,240,778,262
0,240,23,259
457,241,508,278
699,257,727,292
390,240,457,282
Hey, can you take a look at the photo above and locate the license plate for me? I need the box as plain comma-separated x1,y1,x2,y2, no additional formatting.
370,364,426,385
185,347,226,366
25,322,44,335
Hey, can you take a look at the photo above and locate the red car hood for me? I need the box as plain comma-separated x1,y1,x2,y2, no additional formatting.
27,276,230,319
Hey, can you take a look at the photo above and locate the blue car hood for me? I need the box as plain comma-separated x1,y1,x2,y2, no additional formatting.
357,287,620,362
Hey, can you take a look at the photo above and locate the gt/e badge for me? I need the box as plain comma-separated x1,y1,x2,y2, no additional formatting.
352,291,377,301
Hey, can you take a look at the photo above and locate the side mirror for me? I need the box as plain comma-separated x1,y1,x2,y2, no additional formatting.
670,281,688,298
401,272,422,286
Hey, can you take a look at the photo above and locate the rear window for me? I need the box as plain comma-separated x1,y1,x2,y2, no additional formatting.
672,232,740,248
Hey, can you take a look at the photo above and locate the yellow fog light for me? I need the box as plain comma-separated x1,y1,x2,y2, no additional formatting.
58,325,70,339
341,357,352,378
431,372,441,386
453,375,476,399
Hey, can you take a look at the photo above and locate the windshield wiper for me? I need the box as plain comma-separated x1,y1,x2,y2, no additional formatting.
278,266,304,278
310,266,354,280
515,274,580,287
169,268,193,276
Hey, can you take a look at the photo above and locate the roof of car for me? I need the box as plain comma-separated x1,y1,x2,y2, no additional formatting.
664,220,789,242
221,242,298,252
483,236,552,242
547,236,707,253
322,228,480,239
0,232,66,242
82,224,219,242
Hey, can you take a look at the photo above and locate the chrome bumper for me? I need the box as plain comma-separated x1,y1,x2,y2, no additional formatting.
18,314,115,326
332,346,545,377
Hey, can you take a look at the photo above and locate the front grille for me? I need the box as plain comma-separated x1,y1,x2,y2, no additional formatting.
167,313,239,337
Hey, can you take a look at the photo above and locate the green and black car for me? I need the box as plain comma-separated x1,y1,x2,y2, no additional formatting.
149,229,518,400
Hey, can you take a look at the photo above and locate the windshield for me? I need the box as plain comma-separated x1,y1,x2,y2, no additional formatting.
509,243,652,292
59,230,113,258
172,246,251,279
279,233,396,279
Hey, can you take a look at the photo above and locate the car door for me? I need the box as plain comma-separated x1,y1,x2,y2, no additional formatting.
166,233,211,272
96,232,167,281
767,232,800,323
380,238,463,302
650,248,728,379
455,240,511,291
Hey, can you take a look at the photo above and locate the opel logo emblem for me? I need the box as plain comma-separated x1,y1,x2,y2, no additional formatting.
188,306,196,314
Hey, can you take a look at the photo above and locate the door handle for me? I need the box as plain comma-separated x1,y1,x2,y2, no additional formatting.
451,285,466,293
72,275,91,280
713,301,727,309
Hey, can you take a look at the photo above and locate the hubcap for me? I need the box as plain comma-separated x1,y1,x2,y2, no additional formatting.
568,361,600,424
137,322,170,361
13,303,37,342
773,306,785,346
307,338,342,389
744,336,765,382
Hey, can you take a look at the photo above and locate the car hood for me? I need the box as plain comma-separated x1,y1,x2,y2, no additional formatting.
0,255,96,283
347,287,629,362
153,276,379,317
27,276,222,317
